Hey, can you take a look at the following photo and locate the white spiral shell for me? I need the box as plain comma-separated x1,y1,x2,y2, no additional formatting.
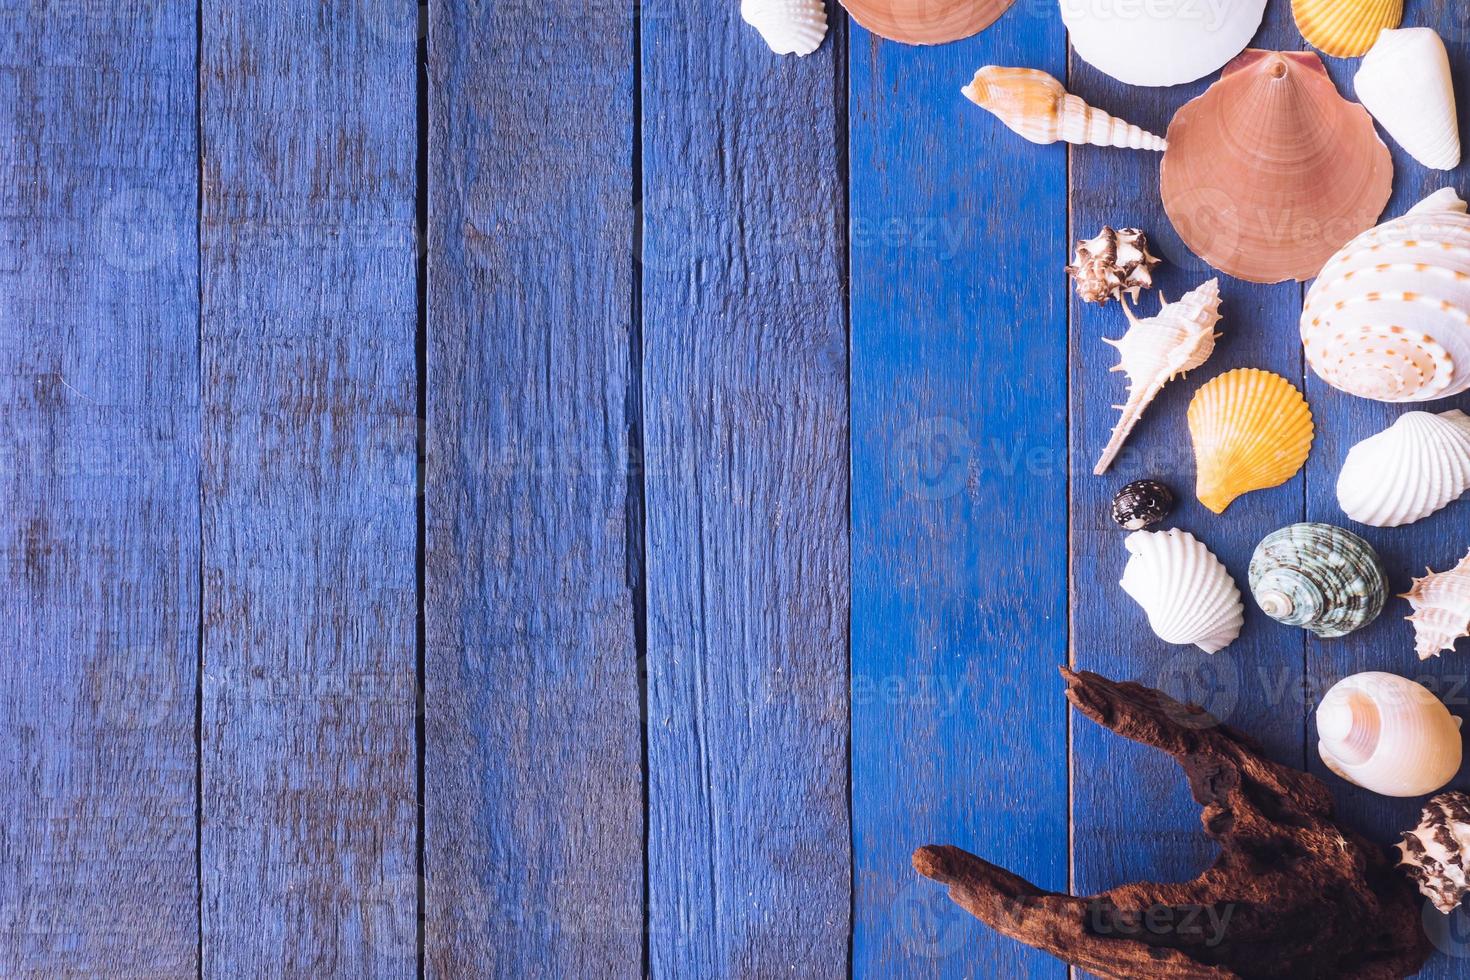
741,0,827,56
1120,529,1244,654
1356,28,1460,172
1317,672,1463,797
1337,410,1470,527
1302,189,1470,403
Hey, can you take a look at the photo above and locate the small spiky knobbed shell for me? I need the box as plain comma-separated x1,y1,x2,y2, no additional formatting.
962,67,1167,151
1093,279,1222,476
1066,227,1160,305
1248,523,1387,638
1293,0,1403,58
1399,791,1470,914
1188,369,1314,514
1403,550,1470,660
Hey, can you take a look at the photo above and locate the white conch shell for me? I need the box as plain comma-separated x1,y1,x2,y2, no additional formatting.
1094,279,1221,475
963,67,1166,151
1302,189,1470,402
1356,29,1460,172
1338,411,1470,527
741,0,827,56
1059,0,1267,88
1317,672,1463,797
1404,550,1470,660
1120,528,1244,654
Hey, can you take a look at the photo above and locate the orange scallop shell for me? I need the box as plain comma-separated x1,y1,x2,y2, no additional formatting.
839,0,1014,45
1161,50,1393,284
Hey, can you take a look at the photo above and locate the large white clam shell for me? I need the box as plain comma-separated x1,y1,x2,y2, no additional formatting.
1059,0,1267,88
1356,28,1460,172
1338,411,1470,527
1317,672,1463,797
1120,529,1244,654
741,0,827,56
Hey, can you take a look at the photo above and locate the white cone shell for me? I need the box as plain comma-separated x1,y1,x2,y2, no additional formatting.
741,0,827,56
1120,529,1244,654
1405,550,1470,660
1338,410,1470,527
1059,0,1267,88
1356,28,1460,172
1317,671,1463,797
1302,189,1470,402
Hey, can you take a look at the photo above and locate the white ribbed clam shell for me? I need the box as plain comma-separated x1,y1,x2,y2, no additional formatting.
1404,550,1470,660
1120,528,1244,654
741,0,827,56
1317,671,1463,797
1356,29,1460,172
1302,189,1470,402
1338,411,1470,527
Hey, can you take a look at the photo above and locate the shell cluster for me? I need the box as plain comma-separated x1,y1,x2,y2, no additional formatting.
1337,410,1470,528
1317,672,1463,798
963,68,1166,151
1187,369,1313,514
1248,524,1387,639
1399,791,1470,915
1404,550,1470,661
741,0,827,56
1066,227,1159,305
1120,529,1243,654
1060,0,1266,88
1356,29,1460,172
1110,480,1173,531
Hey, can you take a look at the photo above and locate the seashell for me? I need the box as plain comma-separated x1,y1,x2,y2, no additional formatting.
1248,523,1388,638
1403,550,1470,660
1111,480,1174,531
741,0,827,56
1187,369,1314,514
1337,411,1470,528
842,0,1012,45
1094,280,1222,475
1317,672,1463,798
962,68,1166,152
1293,0,1402,58
1398,791,1470,914
1067,227,1161,305
1356,28,1460,172
1302,189,1470,402
1161,50,1393,284
1120,528,1244,654
1059,0,1266,88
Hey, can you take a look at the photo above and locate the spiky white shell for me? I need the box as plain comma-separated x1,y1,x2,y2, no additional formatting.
1356,28,1460,172
741,0,827,56
1120,528,1244,654
1404,550,1470,660
1338,411,1470,527
1398,792,1470,914
1317,671,1463,797
1094,279,1222,475
1302,189,1470,403
1059,0,1267,88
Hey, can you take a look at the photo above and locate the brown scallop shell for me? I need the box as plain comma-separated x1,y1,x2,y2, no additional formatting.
1161,50,1393,284
839,0,1014,45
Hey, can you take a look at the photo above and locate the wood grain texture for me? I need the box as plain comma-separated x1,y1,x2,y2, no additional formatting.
1067,2,1309,958
641,2,850,976
0,4,200,975
423,2,644,976
199,3,418,974
850,12,1070,978
1307,13,1470,974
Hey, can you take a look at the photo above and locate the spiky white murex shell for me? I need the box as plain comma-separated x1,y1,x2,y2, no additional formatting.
1317,672,1463,798
1120,528,1244,654
1356,28,1460,172
741,0,827,56
1059,0,1267,88
1094,279,1221,475
1404,550,1470,660
1337,410,1470,527
1302,189,1470,403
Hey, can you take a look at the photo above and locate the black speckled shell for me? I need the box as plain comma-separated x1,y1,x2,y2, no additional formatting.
1111,480,1174,530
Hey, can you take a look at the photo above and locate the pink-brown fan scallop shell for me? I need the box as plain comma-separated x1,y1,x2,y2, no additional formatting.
1161,50,1393,284
839,0,1014,45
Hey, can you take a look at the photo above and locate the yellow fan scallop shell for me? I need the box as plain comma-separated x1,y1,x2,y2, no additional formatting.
1188,369,1315,514
1292,0,1402,59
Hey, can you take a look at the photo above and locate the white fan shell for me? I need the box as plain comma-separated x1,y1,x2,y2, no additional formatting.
1337,410,1470,527
1120,529,1244,653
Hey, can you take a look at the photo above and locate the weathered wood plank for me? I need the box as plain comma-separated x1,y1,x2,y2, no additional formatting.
423,1,644,976
641,4,850,976
199,4,418,974
0,4,199,975
850,15,1070,977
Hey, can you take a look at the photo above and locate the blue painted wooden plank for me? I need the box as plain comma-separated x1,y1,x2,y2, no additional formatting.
849,13,1069,978
641,4,850,976
0,4,199,974
199,4,418,974
423,2,644,976
1067,2,1309,957
1307,13,1470,974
